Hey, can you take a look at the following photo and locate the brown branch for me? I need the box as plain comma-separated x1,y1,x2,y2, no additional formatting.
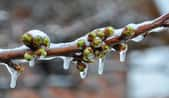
0,13,169,61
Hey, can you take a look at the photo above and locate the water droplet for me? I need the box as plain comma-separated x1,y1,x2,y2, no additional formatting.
80,65,88,79
132,35,144,42
60,56,72,70
98,58,105,75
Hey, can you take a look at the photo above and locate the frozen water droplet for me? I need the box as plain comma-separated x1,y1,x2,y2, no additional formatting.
60,56,72,70
80,65,88,79
29,58,36,67
1,63,20,88
131,35,144,42
119,45,128,62
98,58,104,75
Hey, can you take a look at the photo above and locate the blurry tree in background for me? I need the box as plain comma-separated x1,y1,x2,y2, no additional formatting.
0,0,169,98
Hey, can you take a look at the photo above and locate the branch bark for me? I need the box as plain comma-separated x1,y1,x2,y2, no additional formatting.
0,13,169,61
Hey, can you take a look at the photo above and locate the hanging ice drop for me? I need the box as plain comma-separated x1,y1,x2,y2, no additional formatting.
98,58,104,75
29,57,36,67
2,63,20,88
60,56,72,70
119,44,128,62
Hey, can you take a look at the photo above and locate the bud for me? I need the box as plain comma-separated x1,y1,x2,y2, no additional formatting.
14,64,25,73
24,52,33,61
33,36,43,48
76,62,86,72
104,26,114,37
83,47,95,62
43,37,50,47
90,37,102,48
101,44,110,52
21,33,32,46
96,31,105,39
122,25,135,39
88,32,96,42
77,39,86,49
37,48,47,57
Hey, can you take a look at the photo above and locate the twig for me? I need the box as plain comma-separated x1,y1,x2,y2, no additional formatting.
0,13,169,61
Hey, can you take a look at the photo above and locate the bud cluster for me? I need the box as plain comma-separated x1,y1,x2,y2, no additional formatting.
22,30,50,62
75,27,114,72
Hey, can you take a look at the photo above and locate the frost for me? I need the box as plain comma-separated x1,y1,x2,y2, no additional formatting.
80,64,88,79
119,45,128,62
132,35,144,42
0,63,20,88
98,58,105,75
59,56,73,70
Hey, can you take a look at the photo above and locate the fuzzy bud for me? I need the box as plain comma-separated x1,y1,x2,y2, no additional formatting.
77,39,86,49
88,32,96,42
37,48,47,57
83,47,95,62
122,25,135,39
43,37,50,47
24,52,34,61
103,26,114,37
96,31,105,39
90,37,102,48
77,62,86,72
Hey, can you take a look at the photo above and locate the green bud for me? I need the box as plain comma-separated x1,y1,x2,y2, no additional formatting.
83,47,95,62
104,26,114,37
94,50,106,58
33,36,43,48
122,25,135,37
91,37,102,48
38,48,47,57
77,62,86,72
77,39,86,48
88,32,96,42
43,37,50,47
96,31,105,39
101,44,110,52
22,33,32,46
24,52,33,61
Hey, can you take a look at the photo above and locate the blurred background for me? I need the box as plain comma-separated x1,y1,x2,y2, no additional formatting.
0,0,169,98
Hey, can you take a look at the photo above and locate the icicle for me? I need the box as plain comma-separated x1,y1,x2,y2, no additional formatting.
59,56,72,70
119,44,128,62
98,58,105,75
29,57,36,67
80,64,88,79
0,63,20,88
131,35,144,42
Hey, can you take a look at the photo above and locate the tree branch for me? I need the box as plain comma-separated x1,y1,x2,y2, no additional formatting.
0,13,169,61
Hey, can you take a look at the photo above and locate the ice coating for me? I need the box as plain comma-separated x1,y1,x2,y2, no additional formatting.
0,63,20,88
80,64,88,79
131,35,144,42
59,56,73,70
98,58,104,75
26,29,50,39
